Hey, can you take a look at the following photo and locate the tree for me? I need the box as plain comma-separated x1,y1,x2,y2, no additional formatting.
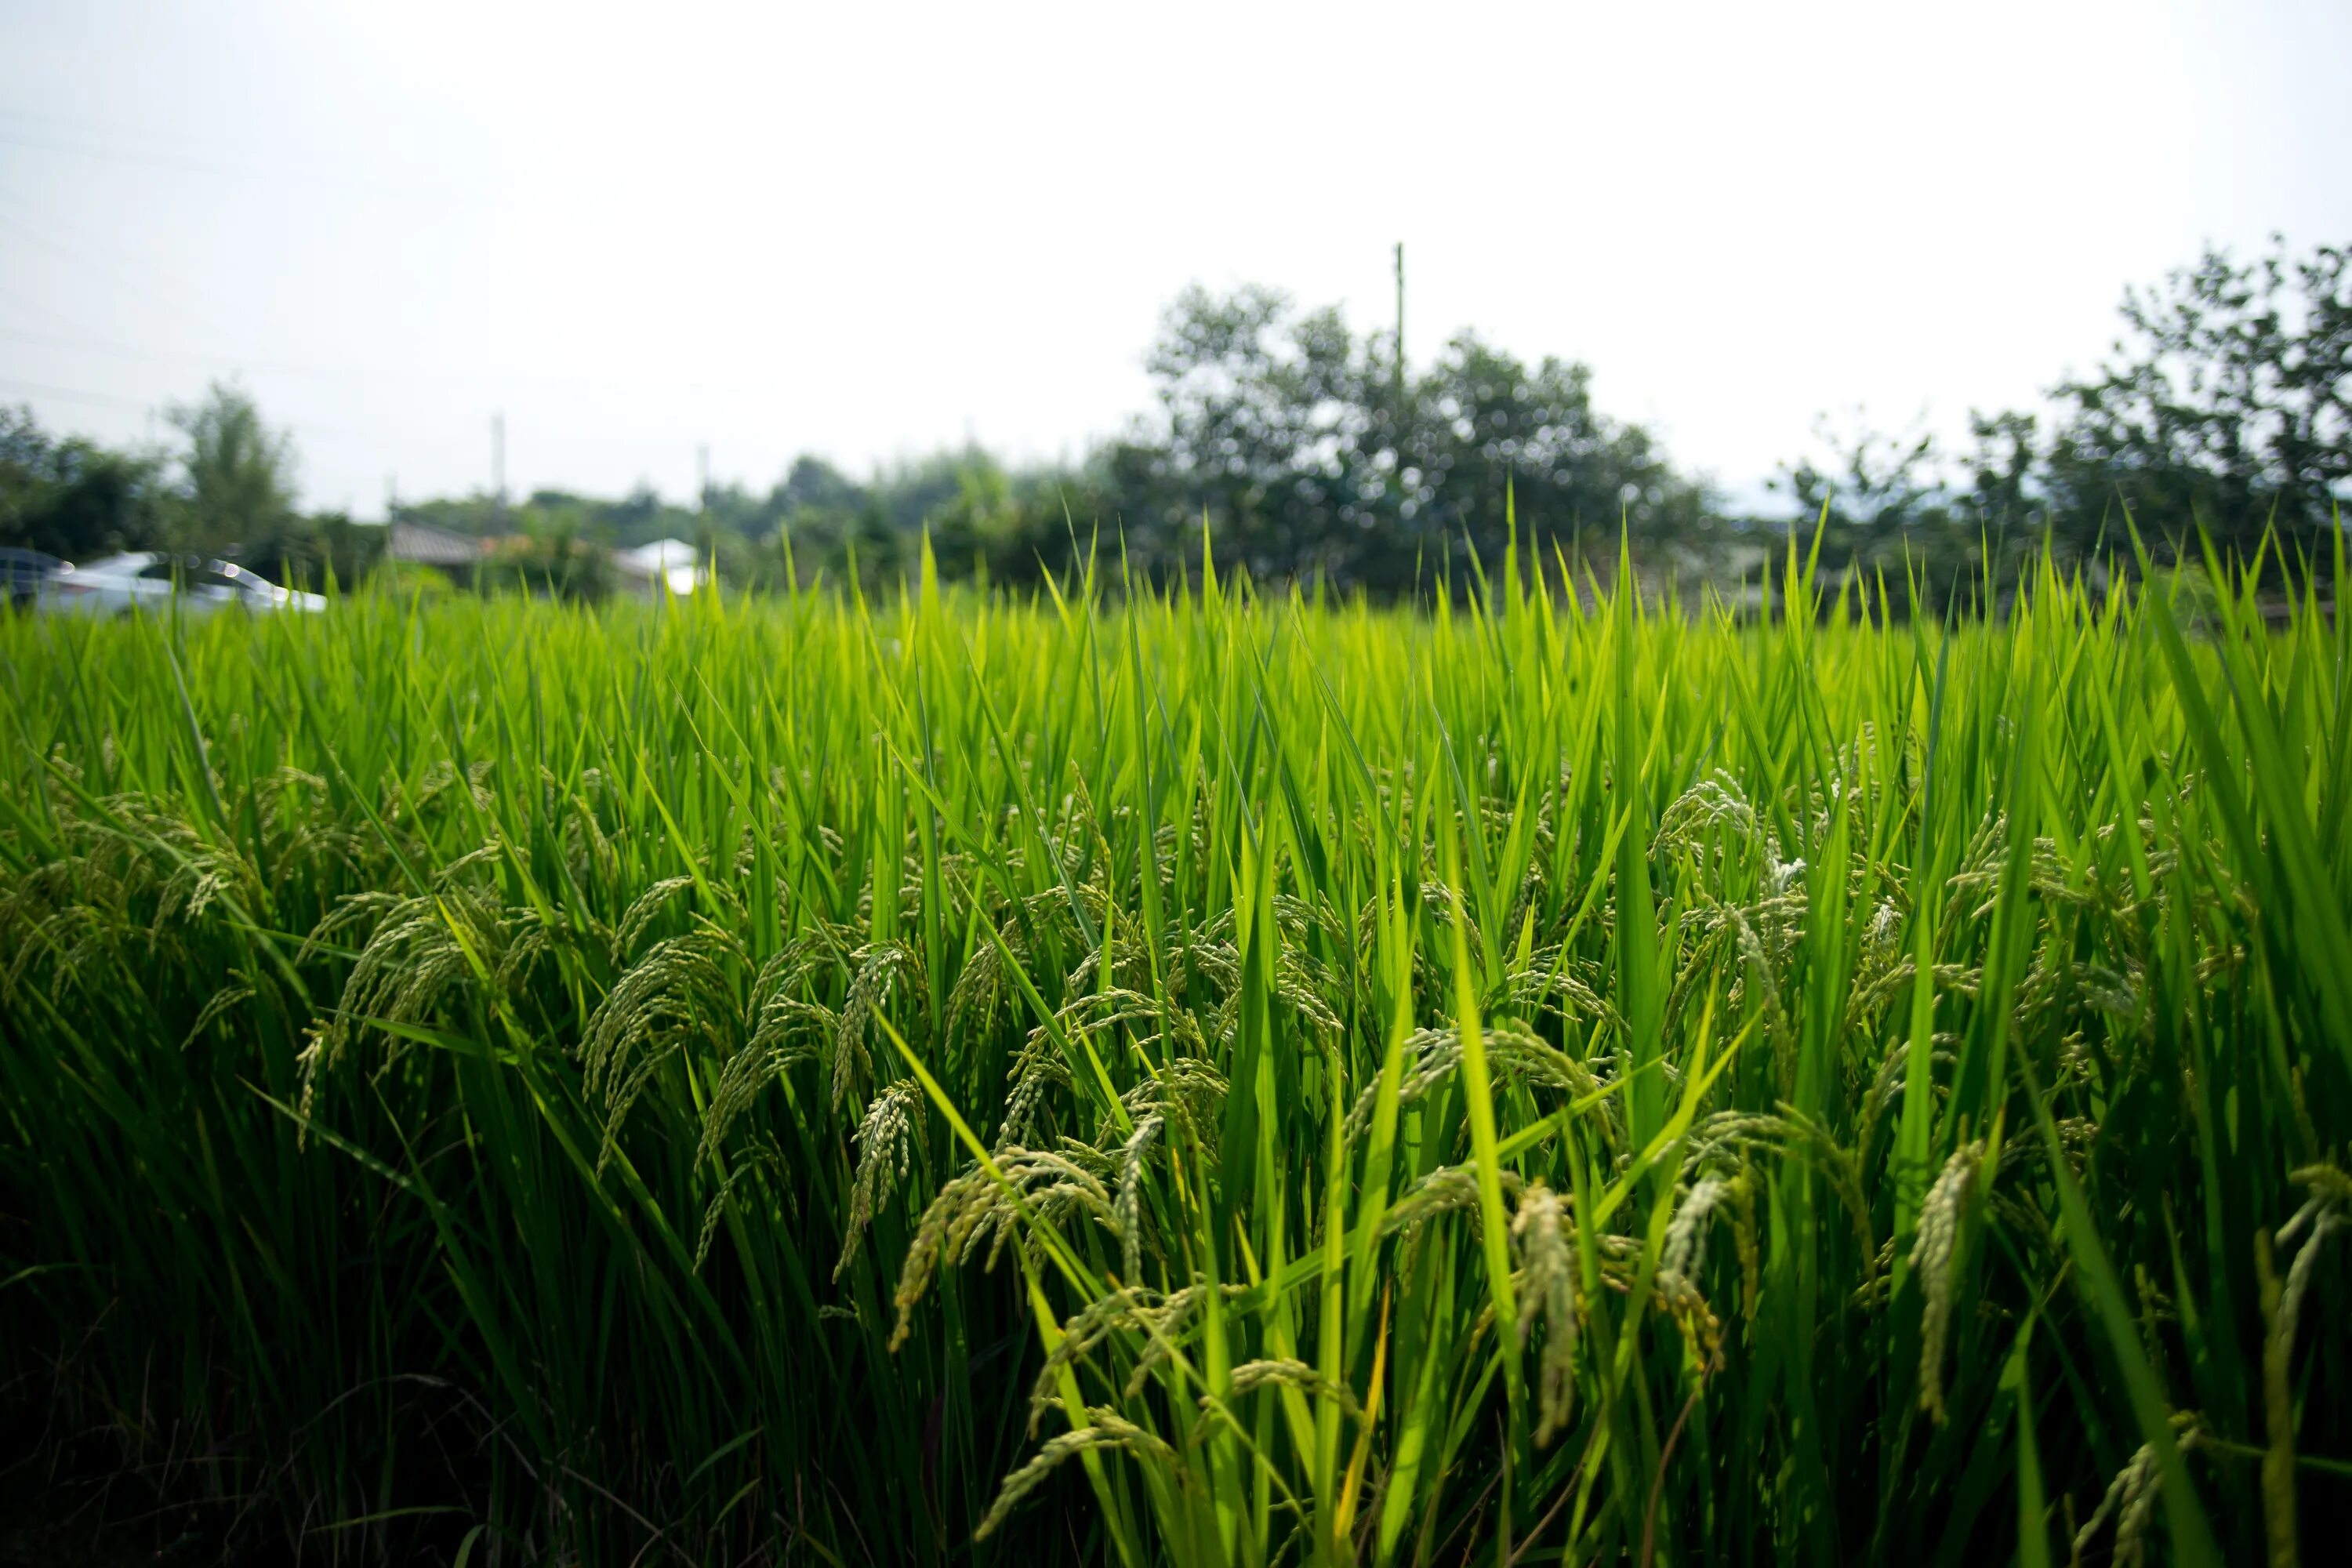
169,383,299,560
924,454,1033,581
1405,335,1708,592
773,456,868,518
1112,285,1704,592
1767,238,2352,597
477,505,611,601
0,405,172,561
2042,237,2350,558
1958,410,2042,533
1130,284,1377,584
1769,415,1957,578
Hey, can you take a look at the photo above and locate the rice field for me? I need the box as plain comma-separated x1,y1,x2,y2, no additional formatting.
1,540,2347,1566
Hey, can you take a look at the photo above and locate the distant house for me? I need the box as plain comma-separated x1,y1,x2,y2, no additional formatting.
386,521,482,583
613,538,707,597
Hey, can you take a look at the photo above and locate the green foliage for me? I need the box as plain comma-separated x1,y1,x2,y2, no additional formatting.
285,509,389,590
474,508,614,601
753,452,1091,593
1770,417,1961,575
361,555,456,598
169,381,300,560
2044,237,2350,554
1786,238,2352,593
2,547,2344,1565
1101,286,1707,590
0,402,173,561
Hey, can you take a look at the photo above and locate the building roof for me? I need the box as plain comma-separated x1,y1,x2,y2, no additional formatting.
387,521,481,567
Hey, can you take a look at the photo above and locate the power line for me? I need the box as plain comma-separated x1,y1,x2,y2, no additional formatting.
0,124,510,209
0,198,217,330
0,376,153,411
0,110,602,214
0,376,366,441
0,324,374,383
0,316,800,401
1394,241,1406,431
0,180,797,404
0,358,771,453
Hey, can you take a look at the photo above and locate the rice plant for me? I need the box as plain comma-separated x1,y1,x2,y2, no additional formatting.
1,532,2346,1565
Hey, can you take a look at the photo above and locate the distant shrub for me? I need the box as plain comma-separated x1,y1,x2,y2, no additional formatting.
361,558,457,598
477,528,611,601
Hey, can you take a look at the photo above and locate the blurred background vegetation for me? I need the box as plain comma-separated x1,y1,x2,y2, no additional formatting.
5,235,2346,605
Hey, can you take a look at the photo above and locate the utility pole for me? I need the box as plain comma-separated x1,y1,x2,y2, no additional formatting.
492,412,506,528
697,444,710,515
1394,241,1406,434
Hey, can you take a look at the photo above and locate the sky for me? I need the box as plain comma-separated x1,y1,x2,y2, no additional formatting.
2,0,2347,519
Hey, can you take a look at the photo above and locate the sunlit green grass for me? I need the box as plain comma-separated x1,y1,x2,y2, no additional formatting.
2,536,2346,1565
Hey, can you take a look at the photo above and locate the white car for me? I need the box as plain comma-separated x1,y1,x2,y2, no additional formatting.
37,553,328,618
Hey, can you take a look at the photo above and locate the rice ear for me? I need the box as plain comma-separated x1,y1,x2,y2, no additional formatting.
1911,1139,1985,1425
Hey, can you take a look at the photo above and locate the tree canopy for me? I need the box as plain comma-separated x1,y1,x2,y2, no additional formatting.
0,405,172,562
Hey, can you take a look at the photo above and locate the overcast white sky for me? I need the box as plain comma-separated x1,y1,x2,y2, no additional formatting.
2,1,2347,518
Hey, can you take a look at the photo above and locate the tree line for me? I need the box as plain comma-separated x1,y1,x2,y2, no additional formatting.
6,236,2345,601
